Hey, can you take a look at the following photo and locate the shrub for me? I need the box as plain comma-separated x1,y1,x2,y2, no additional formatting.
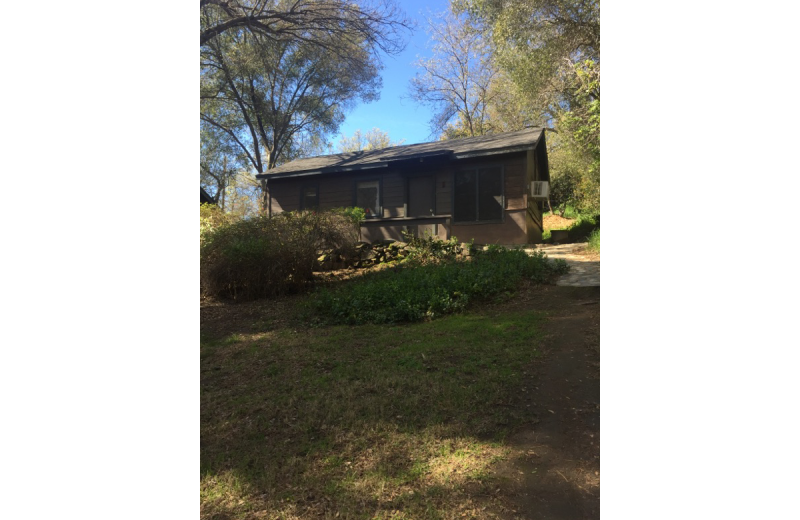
587,229,600,252
548,169,581,217
402,231,466,262
331,206,366,228
200,203,234,240
308,248,570,324
200,210,359,300
567,213,599,242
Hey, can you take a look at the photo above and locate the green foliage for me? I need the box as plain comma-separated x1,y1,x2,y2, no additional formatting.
201,19,382,175
548,165,581,214
544,204,580,220
308,248,569,324
200,203,234,239
587,229,600,253
402,231,466,262
567,213,600,243
330,206,366,229
557,60,600,213
454,0,599,122
547,128,599,214
200,210,359,300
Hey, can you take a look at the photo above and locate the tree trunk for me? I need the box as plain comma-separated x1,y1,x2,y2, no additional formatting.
260,178,269,215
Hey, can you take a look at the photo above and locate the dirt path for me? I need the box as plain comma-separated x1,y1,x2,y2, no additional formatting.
492,285,600,519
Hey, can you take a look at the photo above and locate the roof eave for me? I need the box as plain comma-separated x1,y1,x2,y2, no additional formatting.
452,143,537,160
257,161,390,180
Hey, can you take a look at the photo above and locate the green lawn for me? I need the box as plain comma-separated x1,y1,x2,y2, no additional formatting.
201,299,545,519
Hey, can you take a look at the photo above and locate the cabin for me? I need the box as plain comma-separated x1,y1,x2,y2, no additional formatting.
256,128,550,245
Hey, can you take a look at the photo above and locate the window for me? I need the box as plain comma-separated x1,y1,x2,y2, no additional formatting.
356,180,380,218
301,185,318,210
453,166,503,222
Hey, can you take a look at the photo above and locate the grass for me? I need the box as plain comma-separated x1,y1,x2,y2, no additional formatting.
543,204,581,219
201,300,546,519
587,229,600,252
542,209,600,245
567,213,599,242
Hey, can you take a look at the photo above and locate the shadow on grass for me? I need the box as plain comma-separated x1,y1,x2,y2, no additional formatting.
200,300,581,519
567,215,599,243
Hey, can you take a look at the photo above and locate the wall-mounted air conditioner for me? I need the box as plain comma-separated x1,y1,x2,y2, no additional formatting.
530,181,550,199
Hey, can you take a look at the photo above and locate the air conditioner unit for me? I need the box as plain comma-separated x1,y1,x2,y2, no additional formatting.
530,181,550,199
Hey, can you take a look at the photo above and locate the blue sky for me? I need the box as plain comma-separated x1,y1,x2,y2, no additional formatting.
336,0,449,146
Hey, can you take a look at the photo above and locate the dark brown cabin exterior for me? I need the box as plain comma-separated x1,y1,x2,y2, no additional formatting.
256,128,550,245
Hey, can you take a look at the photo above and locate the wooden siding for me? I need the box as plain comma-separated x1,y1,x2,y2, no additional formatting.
382,172,404,218
269,181,300,214
504,162,525,210
525,144,544,240
435,169,451,215
317,174,355,209
266,149,535,243
451,209,528,245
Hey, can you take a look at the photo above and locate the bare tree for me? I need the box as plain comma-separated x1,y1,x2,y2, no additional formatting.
409,8,497,139
337,128,404,152
200,0,411,65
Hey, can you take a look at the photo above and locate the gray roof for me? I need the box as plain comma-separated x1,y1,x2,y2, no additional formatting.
257,127,545,180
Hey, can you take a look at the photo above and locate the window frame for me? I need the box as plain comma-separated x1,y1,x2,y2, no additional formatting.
451,164,505,224
353,178,382,219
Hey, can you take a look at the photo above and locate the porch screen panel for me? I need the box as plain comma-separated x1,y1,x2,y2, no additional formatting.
453,170,477,222
477,167,503,221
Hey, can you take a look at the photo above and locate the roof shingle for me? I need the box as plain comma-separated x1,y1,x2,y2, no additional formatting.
257,127,544,179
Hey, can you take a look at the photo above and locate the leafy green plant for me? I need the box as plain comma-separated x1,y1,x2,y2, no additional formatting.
587,229,600,252
402,230,466,262
200,202,235,241
308,248,569,324
567,213,599,242
331,206,366,228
